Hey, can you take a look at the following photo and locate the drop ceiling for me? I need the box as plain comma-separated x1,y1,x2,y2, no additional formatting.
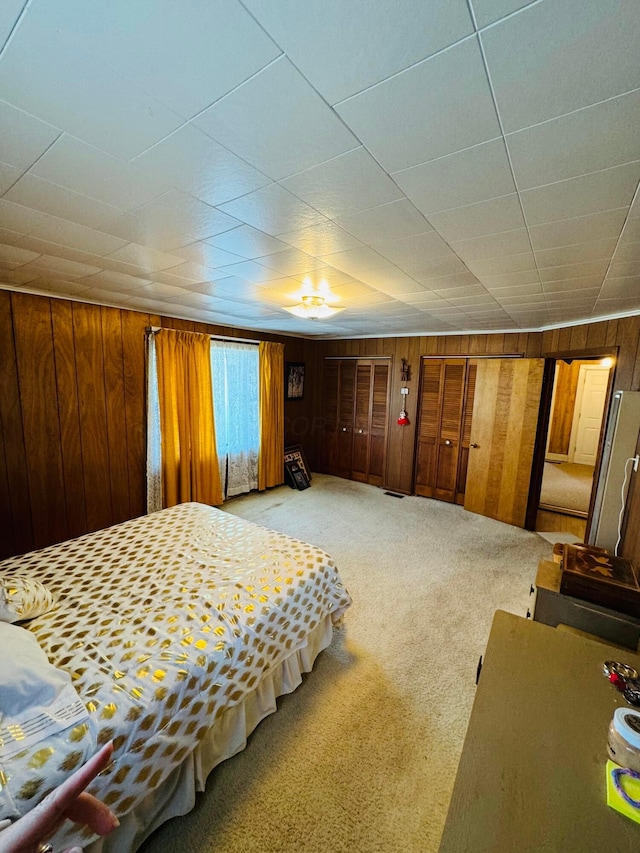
0,0,639,339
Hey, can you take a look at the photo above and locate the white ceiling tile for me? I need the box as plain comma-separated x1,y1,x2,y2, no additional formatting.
241,0,473,104
613,242,640,264
539,263,608,284
335,199,432,244
155,261,221,283
150,268,228,288
132,124,270,207
0,98,60,172
171,242,244,268
277,222,364,256
619,217,640,245
216,260,283,284
320,246,395,276
521,163,640,227
205,225,291,259
335,37,501,172
482,0,640,133
0,12,184,160
217,184,325,235
529,208,628,251
401,254,470,282
210,277,273,300
11,206,129,255
483,282,543,297
416,272,481,290
392,138,516,216
0,243,37,266
106,243,184,272
609,260,640,278
507,91,640,190
465,252,537,276
78,286,134,305
0,161,23,193
541,278,603,293
22,277,92,296
194,58,358,181
534,239,618,268
600,277,640,298
30,135,169,211
103,190,241,250
451,228,532,261
429,194,525,243
281,147,404,219
44,0,281,118
471,0,535,28
79,270,152,292
596,295,640,314
257,249,325,277
23,254,102,278
4,173,123,229
0,268,40,284
480,270,540,289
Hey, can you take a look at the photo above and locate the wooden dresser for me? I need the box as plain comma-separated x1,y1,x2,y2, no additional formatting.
439,610,640,852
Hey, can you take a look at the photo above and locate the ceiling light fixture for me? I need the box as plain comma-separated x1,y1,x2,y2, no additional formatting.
284,278,344,320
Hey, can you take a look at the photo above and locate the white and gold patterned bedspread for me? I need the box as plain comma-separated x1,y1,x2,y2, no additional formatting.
0,502,351,848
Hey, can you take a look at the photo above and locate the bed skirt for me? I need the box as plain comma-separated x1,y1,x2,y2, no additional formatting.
87,614,335,852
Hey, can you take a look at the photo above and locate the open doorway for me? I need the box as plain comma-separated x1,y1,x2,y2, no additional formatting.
536,357,614,542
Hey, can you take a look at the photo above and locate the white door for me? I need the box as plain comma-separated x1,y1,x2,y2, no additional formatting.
571,366,609,465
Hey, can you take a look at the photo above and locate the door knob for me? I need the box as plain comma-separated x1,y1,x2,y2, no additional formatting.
358,429,363,434
470,443,479,448
444,439,452,446
342,427,347,432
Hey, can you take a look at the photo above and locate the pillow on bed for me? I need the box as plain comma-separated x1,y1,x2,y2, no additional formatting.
0,575,56,623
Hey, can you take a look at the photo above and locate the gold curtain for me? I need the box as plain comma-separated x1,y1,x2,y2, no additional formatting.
155,330,223,508
258,341,285,491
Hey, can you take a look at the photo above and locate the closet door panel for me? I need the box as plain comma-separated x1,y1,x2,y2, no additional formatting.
434,360,466,502
414,359,443,497
352,362,372,482
456,360,477,504
368,362,389,485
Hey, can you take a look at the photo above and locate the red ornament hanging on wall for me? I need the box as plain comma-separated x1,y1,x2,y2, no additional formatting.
397,408,409,426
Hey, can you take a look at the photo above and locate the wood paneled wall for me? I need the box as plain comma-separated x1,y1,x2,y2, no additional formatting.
2,290,640,565
0,291,312,559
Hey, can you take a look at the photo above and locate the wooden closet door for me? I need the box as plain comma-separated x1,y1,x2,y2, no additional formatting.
352,361,372,482
368,361,389,486
455,360,477,504
434,360,466,502
337,360,356,479
414,358,467,502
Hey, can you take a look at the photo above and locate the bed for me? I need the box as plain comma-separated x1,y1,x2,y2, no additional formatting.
0,502,351,851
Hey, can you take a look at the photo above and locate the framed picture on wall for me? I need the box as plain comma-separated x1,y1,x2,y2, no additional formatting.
286,361,305,400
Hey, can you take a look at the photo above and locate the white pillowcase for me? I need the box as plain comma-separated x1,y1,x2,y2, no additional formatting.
0,575,56,623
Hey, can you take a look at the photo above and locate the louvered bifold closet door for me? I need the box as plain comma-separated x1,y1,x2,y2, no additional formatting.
414,359,443,498
337,360,356,479
368,361,389,486
322,360,340,474
435,360,466,502
456,360,477,504
352,361,372,482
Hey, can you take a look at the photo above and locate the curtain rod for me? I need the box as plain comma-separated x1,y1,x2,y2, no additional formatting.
146,326,259,345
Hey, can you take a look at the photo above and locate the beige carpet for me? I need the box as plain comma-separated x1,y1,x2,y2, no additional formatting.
540,462,594,515
140,475,552,853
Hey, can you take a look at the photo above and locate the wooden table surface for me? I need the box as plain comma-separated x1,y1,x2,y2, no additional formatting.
438,610,640,852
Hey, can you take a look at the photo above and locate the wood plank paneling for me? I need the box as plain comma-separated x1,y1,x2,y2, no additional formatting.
0,292,33,556
0,412,14,557
73,302,113,533
51,299,87,539
12,293,68,548
102,307,131,524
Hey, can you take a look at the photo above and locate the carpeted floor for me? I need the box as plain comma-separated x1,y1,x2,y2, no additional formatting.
140,475,552,853
539,461,594,515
